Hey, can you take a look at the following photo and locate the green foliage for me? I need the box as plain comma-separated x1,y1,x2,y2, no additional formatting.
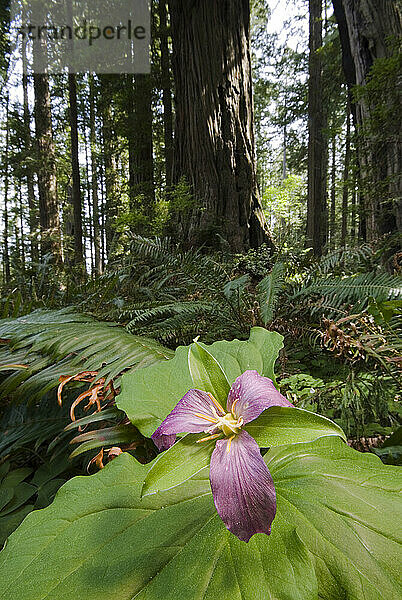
0,454,72,547
117,327,283,438
294,271,402,313
0,308,172,404
256,261,285,324
0,437,401,599
263,175,306,245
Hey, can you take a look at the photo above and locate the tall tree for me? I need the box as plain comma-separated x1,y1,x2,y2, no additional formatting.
67,73,84,267
99,75,119,258
159,0,174,187
32,42,62,261
2,93,10,284
305,0,327,256
341,102,351,246
89,74,101,274
21,39,38,263
329,133,336,249
127,72,155,227
333,0,402,240
168,0,274,251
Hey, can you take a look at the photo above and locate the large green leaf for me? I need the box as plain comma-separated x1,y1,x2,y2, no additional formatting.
0,309,173,403
117,327,284,437
245,406,346,446
142,406,346,497
0,437,400,600
188,340,230,404
142,433,215,497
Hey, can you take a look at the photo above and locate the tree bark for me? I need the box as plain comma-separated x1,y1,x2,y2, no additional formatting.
2,93,10,284
159,0,174,187
128,73,155,226
306,0,327,256
99,76,119,259
21,40,39,263
168,0,274,251
32,42,62,262
83,115,94,272
332,0,402,241
89,74,101,274
330,134,336,249
18,182,26,271
341,103,351,246
68,72,84,267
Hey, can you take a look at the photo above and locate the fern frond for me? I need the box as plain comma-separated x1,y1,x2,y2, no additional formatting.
294,272,402,311
0,309,173,404
223,275,251,300
256,262,285,325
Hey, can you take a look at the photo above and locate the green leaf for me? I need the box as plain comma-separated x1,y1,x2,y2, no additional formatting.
188,340,230,403
142,434,215,497
0,438,401,599
144,407,346,498
0,309,173,404
69,425,141,458
117,327,284,437
246,406,346,446
0,483,36,516
64,407,124,431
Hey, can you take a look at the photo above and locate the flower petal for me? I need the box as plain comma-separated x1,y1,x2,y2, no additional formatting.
227,370,292,424
209,430,276,542
152,389,220,450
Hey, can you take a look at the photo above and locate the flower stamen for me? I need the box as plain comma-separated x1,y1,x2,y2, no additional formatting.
196,433,222,444
193,412,219,424
226,435,235,453
231,398,239,417
207,392,226,416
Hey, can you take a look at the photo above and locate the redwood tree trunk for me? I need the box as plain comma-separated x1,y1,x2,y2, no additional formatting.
341,104,351,246
168,0,274,251
68,73,84,266
22,40,39,263
333,0,402,240
2,93,10,283
306,0,327,256
128,73,155,225
329,134,336,249
99,76,119,259
89,74,101,274
33,62,62,262
159,0,174,187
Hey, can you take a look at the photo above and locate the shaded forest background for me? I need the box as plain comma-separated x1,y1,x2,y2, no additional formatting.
0,0,401,543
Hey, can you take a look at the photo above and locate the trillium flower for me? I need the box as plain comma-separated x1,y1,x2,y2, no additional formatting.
152,370,293,542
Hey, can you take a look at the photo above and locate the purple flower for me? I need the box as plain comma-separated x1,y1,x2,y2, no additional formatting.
152,370,293,542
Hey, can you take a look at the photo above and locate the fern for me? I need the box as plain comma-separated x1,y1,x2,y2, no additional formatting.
256,262,285,325
294,272,402,312
0,309,173,404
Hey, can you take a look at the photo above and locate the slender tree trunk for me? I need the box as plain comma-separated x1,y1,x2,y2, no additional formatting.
22,40,39,263
2,93,10,284
99,76,118,258
306,0,327,256
330,134,336,249
99,162,106,269
128,73,155,226
68,72,84,267
89,74,101,274
83,118,94,272
168,0,274,251
341,104,351,246
351,186,357,242
32,42,62,262
333,0,402,240
18,183,26,271
159,0,174,187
